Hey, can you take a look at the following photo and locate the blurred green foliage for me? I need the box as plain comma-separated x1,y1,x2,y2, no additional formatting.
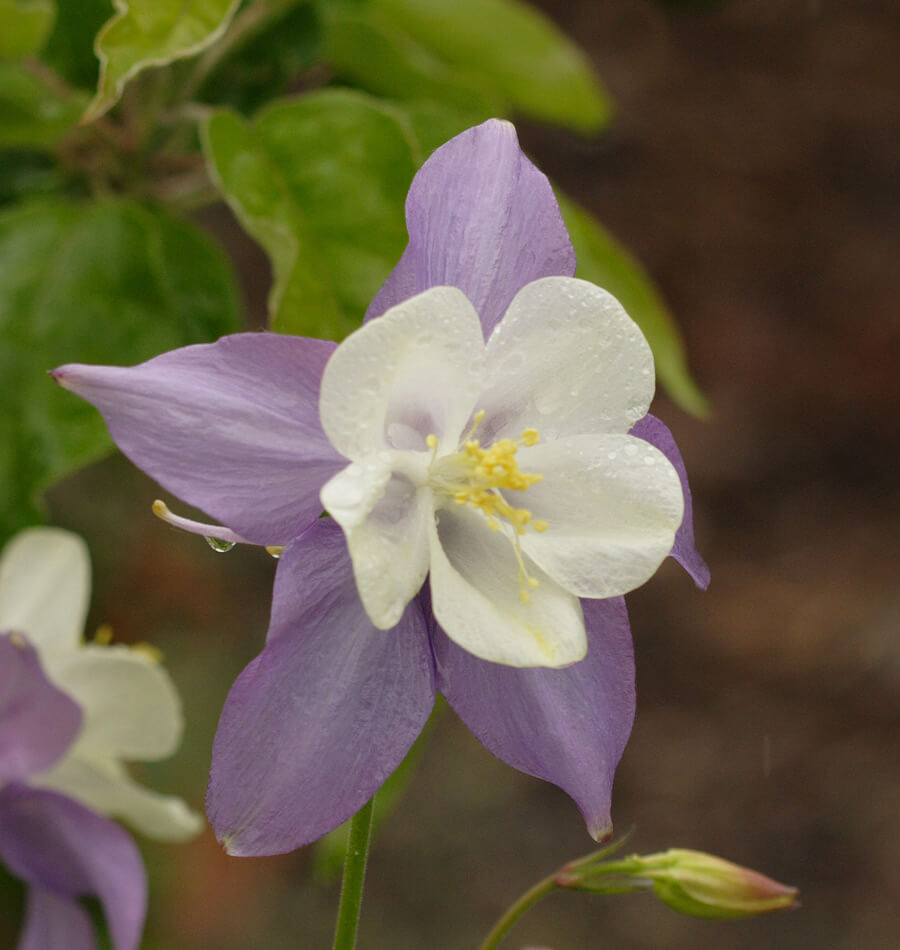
0,200,240,538
203,89,417,339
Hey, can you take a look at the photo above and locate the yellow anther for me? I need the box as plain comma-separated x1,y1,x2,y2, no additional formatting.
93,624,114,645
132,642,164,663
429,417,549,605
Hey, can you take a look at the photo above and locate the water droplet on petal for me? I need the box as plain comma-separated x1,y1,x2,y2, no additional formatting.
206,537,236,553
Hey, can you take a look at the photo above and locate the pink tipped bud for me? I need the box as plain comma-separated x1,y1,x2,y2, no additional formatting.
635,849,798,919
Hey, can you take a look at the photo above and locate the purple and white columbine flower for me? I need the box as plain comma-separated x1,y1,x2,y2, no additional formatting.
53,120,708,856
0,528,202,949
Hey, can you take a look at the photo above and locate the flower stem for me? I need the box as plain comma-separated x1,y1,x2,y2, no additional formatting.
479,835,633,948
478,872,559,950
331,797,375,950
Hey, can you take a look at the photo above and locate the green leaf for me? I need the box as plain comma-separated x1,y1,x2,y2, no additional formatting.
323,8,504,118
399,99,488,157
0,60,87,149
43,0,110,89
198,1,323,114
0,150,63,206
84,0,242,122
0,199,241,540
368,0,612,134
0,0,55,59
202,88,417,339
558,195,710,417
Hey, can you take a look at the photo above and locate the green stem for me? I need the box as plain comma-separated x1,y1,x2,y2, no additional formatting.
332,797,375,950
478,872,559,950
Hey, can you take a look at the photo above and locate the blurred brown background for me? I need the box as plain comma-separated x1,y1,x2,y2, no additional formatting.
29,0,900,947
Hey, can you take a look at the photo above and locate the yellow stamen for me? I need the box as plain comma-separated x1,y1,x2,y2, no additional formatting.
132,642,164,663
429,420,547,604
93,624,114,645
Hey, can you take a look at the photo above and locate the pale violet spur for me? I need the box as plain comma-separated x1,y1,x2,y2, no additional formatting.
52,119,708,857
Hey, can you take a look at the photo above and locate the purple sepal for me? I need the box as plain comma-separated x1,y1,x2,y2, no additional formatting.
631,414,710,589
0,784,146,950
207,520,436,856
432,597,635,841
52,333,344,546
365,119,575,337
0,634,81,784
19,887,95,950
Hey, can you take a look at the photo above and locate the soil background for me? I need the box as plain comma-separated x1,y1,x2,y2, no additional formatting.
14,1,899,947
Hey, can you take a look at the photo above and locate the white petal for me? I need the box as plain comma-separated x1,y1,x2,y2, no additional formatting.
428,506,586,668
320,456,395,531
324,460,432,629
519,434,684,598
0,528,90,653
33,754,203,842
479,277,655,442
319,286,485,460
45,645,183,761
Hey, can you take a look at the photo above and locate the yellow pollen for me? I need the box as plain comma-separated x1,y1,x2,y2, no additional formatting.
93,624,114,645
429,420,547,604
132,642,164,663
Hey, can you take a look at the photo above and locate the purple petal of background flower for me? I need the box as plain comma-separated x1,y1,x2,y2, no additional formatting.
207,519,436,856
0,784,146,950
20,887,95,950
365,119,575,338
631,414,711,589
52,334,343,546
0,634,81,785
431,596,635,841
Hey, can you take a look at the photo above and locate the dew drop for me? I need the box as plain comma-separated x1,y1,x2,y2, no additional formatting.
624,443,639,458
206,537,235,553
362,376,379,395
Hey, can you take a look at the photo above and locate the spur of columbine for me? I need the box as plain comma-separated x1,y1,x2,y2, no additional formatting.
52,119,708,855
0,527,202,949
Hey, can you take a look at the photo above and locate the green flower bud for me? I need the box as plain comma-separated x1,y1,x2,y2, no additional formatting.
635,849,798,919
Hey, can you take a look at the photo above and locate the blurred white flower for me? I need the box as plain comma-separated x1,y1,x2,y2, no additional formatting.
0,527,203,841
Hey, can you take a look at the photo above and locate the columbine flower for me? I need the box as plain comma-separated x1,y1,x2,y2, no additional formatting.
52,120,709,855
0,527,202,949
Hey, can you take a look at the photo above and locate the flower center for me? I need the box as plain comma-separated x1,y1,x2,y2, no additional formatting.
428,411,548,604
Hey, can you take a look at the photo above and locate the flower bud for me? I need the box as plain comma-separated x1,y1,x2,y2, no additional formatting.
635,849,798,919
